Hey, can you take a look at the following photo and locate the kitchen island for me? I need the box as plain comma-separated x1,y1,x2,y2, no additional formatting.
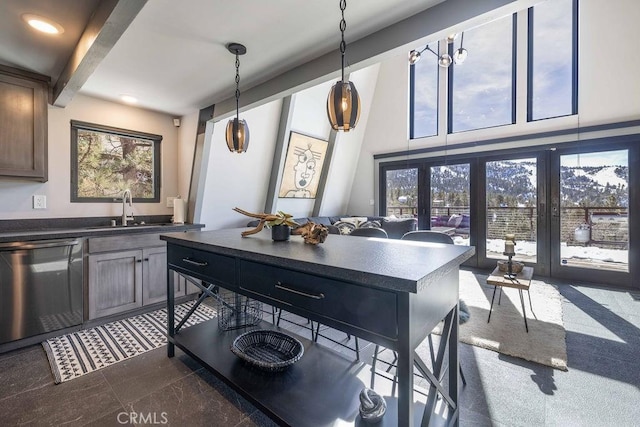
162,228,475,427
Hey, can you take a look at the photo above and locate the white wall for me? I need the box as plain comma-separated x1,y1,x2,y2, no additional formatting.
349,0,640,215
177,110,199,200
275,66,380,218
196,67,381,227
275,81,333,218
324,65,380,217
0,94,181,219
578,0,640,124
198,99,283,230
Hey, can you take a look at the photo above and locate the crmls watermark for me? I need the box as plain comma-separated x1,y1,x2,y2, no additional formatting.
117,412,168,425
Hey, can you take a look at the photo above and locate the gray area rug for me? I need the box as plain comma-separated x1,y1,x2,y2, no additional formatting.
448,270,568,370
42,301,216,384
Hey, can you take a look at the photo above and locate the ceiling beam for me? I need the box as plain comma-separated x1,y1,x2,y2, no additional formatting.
52,0,147,107
212,0,541,121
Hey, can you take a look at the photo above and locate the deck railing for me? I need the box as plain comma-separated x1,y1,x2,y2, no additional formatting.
386,205,628,248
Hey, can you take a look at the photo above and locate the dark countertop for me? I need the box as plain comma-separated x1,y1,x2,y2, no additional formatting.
0,222,204,243
161,228,475,293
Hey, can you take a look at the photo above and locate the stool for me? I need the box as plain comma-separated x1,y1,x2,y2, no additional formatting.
486,265,534,332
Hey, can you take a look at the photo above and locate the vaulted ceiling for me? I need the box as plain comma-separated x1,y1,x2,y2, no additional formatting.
0,0,533,116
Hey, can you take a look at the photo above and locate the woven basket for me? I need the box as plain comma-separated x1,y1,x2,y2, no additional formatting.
231,329,304,372
497,260,524,273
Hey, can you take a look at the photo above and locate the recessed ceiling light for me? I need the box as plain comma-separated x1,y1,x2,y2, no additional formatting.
22,14,64,35
120,95,138,104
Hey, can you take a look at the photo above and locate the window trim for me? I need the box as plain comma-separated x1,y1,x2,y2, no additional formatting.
526,0,578,122
70,120,162,203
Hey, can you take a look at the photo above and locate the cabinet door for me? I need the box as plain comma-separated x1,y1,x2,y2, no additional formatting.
0,71,48,181
143,246,184,305
88,250,143,319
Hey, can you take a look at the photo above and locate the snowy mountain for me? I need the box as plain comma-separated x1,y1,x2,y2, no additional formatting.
386,161,629,208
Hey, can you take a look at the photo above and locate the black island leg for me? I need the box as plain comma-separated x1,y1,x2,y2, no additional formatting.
167,268,175,358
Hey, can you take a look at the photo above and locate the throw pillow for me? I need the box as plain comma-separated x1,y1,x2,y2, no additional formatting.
447,214,463,228
340,216,369,227
460,214,470,229
333,220,357,235
359,220,382,229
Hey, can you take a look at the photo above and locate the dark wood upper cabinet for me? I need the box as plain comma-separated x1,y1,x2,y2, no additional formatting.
0,65,49,182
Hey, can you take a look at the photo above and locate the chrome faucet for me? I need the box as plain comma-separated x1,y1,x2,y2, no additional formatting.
122,189,134,226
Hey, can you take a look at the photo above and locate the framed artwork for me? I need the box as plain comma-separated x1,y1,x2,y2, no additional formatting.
278,131,328,199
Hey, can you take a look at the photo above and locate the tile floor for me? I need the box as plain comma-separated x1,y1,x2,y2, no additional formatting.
0,268,638,426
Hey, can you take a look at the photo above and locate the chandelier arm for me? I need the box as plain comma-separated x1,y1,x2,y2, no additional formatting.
425,45,439,58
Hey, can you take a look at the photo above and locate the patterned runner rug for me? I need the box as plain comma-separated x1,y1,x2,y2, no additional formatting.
42,301,217,384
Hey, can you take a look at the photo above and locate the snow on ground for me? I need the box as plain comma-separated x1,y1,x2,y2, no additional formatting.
453,237,628,264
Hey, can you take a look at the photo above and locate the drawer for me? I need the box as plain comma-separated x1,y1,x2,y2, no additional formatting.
239,260,398,340
167,244,236,288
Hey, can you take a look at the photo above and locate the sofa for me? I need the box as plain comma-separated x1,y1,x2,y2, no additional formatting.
247,215,418,240
430,213,470,237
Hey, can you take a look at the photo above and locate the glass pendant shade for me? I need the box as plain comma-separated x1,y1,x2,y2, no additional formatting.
327,80,361,131
453,48,468,64
438,53,453,67
408,50,421,65
225,117,249,153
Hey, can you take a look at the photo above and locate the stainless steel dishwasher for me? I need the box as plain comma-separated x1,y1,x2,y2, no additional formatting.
0,239,83,344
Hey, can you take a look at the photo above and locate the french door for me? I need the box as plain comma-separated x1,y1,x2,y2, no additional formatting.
550,145,635,287
380,139,638,288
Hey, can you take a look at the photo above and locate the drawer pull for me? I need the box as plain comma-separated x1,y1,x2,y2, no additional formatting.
182,258,208,267
275,282,325,300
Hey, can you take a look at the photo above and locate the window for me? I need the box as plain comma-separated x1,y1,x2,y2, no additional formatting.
71,120,161,202
528,0,577,121
384,167,418,217
410,44,439,139
450,14,516,133
430,163,471,245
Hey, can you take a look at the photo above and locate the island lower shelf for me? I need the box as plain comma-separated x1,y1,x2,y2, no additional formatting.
170,318,426,427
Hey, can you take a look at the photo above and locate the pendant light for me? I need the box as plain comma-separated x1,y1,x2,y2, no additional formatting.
408,44,452,68
327,0,360,132
453,32,468,64
225,43,249,153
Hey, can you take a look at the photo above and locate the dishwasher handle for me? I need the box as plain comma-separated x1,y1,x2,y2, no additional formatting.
0,239,80,251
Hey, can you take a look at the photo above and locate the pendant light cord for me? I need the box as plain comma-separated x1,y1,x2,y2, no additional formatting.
235,51,240,119
339,0,346,83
